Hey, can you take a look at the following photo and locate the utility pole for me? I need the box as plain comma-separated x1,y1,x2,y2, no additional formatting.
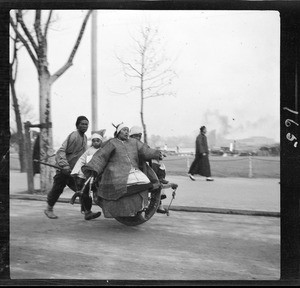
91,10,98,133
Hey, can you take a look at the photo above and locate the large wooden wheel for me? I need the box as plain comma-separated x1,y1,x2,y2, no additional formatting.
93,164,162,226
114,164,162,226
114,186,161,226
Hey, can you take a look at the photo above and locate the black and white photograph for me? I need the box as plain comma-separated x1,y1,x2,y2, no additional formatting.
1,0,300,286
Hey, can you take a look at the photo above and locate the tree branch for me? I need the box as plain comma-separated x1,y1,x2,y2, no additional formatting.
10,34,19,82
16,10,39,53
66,10,92,64
144,91,175,100
107,87,135,95
117,56,141,77
50,10,92,83
123,69,141,78
144,68,173,82
144,94,166,100
34,10,43,50
49,62,73,84
10,34,17,67
10,15,38,68
44,10,53,38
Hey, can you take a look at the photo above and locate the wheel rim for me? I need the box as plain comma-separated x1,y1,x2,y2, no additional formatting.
114,187,161,226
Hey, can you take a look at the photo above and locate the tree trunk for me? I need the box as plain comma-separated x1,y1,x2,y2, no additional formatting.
140,54,148,145
39,70,55,193
9,67,26,172
10,10,92,193
140,84,148,144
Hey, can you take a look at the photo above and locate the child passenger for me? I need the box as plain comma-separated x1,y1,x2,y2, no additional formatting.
71,133,103,180
70,133,103,218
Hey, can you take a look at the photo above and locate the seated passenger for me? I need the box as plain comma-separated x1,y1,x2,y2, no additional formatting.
71,133,103,181
70,133,103,216
129,126,168,213
129,126,168,184
81,123,164,202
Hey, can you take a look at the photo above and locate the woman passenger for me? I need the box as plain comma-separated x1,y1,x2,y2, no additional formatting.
81,123,163,202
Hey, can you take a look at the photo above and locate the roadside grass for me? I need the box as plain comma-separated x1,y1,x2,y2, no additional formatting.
163,155,280,178
10,153,280,179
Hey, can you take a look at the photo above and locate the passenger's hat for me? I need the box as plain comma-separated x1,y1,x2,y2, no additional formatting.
91,133,103,140
129,126,143,136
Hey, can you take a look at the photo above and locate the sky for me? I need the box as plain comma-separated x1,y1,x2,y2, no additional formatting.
10,9,280,148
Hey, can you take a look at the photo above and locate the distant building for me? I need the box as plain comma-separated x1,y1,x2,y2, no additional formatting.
229,141,236,153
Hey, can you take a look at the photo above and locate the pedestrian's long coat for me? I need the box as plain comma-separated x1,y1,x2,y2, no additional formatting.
82,137,161,200
189,132,212,177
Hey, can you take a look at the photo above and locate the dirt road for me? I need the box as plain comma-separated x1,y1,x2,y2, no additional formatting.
10,199,280,281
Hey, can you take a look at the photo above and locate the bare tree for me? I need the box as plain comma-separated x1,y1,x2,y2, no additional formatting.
116,26,177,144
9,10,92,193
9,30,26,172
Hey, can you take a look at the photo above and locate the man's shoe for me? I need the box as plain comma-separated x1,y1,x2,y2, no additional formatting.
188,174,195,181
44,209,58,219
84,211,101,220
206,178,214,181
171,183,178,190
157,207,167,214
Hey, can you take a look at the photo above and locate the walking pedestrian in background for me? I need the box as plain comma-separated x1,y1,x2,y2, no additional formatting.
188,126,214,181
